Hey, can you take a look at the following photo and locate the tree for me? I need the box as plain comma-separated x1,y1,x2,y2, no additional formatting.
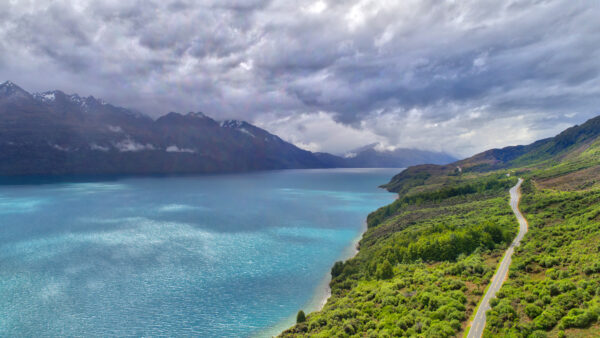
331,261,344,278
377,259,394,279
296,310,306,323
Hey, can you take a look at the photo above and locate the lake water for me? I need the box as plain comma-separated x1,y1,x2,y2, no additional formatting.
0,168,398,337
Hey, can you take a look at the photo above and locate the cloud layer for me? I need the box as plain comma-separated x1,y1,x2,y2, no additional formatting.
0,0,598,156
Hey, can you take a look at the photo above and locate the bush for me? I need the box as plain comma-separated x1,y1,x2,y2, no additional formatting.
424,322,455,337
584,262,600,275
525,304,543,319
559,308,598,329
377,260,394,280
534,307,562,330
528,331,548,338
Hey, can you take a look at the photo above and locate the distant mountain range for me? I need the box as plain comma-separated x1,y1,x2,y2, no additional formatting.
0,81,455,176
317,144,456,168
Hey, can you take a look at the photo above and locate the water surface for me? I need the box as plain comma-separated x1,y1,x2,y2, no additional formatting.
0,168,398,337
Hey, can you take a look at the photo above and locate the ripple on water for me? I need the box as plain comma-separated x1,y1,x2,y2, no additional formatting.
0,169,398,337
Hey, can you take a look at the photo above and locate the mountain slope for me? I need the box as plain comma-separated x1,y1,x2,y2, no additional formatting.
0,81,328,175
382,114,600,194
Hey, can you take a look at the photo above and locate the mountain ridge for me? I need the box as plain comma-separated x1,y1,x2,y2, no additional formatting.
0,81,325,175
382,114,600,193
341,143,456,168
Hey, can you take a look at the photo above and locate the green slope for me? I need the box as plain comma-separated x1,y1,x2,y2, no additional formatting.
281,115,600,337
281,174,518,337
484,131,600,337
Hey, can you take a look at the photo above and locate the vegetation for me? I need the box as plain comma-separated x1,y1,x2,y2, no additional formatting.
281,114,600,337
368,174,516,229
481,129,600,337
483,180,600,336
297,310,306,324
281,174,518,337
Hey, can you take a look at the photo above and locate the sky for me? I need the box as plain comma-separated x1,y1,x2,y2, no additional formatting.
0,0,599,157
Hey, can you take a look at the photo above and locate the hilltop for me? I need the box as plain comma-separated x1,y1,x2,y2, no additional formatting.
383,114,600,194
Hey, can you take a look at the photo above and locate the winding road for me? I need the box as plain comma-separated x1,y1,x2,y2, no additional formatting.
467,178,528,338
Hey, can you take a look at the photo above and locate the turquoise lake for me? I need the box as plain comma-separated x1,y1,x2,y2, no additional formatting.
0,168,398,337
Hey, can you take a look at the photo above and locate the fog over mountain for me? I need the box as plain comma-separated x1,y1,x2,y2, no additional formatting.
1,1,598,157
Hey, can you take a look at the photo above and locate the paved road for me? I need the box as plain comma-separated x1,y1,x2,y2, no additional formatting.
467,178,528,338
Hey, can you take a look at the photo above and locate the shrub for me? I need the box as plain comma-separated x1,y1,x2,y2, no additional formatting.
525,304,543,319
528,330,548,338
534,307,562,330
559,308,598,329
377,260,394,280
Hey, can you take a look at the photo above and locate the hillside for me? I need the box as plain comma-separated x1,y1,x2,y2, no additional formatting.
382,114,600,194
282,115,600,337
482,132,600,337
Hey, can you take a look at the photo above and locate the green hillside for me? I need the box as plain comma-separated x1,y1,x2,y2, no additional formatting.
484,134,600,337
281,115,600,337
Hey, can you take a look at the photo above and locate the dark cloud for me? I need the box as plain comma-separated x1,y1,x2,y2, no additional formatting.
0,0,598,157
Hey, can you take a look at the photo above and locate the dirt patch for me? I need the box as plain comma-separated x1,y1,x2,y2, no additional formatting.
537,165,600,191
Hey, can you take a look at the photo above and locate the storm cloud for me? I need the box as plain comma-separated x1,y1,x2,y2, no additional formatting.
0,0,598,156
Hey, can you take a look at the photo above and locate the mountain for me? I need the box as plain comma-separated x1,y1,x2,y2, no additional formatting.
327,143,456,168
0,81,326,175
314,144,456,168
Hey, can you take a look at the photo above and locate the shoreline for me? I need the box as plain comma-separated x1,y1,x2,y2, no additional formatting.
296,187,398,318
316,220,366,311
256,221,368,338
257,183,398,338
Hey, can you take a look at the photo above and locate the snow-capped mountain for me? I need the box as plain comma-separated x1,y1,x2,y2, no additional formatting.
315,143,456,168
0,81,327,175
